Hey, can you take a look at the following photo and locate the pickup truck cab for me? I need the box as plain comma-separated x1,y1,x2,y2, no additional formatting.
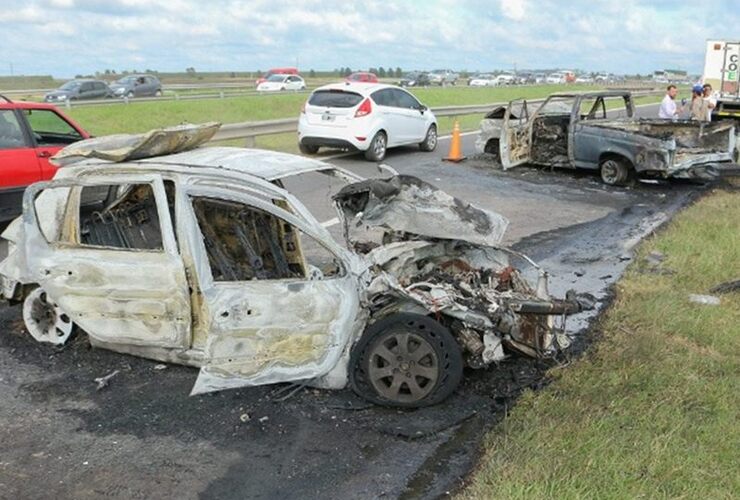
476,91,738,185
0,95,89,223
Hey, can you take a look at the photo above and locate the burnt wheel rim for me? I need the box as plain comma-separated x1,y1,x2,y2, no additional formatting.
23,288,73,345
367,332,439,403
601,160,620,184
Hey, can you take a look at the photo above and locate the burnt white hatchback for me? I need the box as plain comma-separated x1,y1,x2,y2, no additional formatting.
0,125,592,407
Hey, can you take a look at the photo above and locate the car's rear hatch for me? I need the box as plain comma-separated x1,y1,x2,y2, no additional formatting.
304,89,364,128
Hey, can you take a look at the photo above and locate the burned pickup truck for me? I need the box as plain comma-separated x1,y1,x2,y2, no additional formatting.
475,91,738,185
0,125,592,407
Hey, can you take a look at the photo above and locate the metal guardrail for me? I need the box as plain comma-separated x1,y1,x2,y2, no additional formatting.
210,89,663,146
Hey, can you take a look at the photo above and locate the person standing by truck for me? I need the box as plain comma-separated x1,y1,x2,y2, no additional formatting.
703,83,717,121
659,85,683,120
690,85,709,121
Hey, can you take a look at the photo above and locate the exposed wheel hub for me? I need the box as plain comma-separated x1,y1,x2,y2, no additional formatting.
22,288,74,345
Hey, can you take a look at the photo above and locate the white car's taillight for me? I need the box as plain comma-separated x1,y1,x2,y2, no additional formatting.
354,98,372,118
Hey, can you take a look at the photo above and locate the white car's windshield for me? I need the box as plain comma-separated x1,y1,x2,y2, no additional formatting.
267,74,286,82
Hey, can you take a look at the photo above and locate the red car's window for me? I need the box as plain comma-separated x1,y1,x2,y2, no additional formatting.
0,110,27,149
24,109,83,146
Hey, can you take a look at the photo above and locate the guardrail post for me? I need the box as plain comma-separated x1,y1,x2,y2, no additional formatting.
220,91,224,99
65,98,71,109
175,94,180,101
245,136,256,148
124,96,129,105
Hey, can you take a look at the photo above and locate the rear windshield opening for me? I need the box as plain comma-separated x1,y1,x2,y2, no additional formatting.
308,90,363,108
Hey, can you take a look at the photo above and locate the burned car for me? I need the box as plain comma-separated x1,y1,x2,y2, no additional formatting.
0,125,592,407
475,91,738,185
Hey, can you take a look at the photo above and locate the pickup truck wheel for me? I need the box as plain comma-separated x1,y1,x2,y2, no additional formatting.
484,139,501,163
364,131,387,161
349,313,463,408
599,157,632,186
419,125,437,152
299,143,319,155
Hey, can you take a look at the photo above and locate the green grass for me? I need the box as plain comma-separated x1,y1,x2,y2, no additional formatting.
461,186,740,499
66,84,611,137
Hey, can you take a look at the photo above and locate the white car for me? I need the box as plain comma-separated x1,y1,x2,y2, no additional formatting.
469,74,496,86
546,73,565,84
256,74,306,92
297,83,438,161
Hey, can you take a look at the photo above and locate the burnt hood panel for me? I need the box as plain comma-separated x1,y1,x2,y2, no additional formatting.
333,175,509,247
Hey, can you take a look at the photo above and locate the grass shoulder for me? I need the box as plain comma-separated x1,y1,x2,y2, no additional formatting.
461,183,740,499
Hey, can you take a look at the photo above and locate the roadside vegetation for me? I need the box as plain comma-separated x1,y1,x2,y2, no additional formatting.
462,183,740,499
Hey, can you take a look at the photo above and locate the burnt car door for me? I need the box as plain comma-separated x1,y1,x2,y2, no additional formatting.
20,175,192,348
499,99,531,169
184,185,362,394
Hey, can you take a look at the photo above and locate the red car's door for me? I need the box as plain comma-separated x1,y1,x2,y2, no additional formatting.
20,108,87,180
0,109,41,189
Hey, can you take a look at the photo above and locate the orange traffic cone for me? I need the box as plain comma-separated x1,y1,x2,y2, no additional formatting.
443,119,466,162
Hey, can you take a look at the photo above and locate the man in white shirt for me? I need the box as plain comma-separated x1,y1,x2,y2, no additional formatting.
703,84,717,121
658,85,681,120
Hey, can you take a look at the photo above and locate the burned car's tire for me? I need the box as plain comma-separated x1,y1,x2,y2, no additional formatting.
419,125,437,152
599,157,632,186
364,131,387,162
350,313,463,408
299,143,319,155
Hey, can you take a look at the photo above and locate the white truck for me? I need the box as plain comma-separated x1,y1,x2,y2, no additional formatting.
703,40,740,121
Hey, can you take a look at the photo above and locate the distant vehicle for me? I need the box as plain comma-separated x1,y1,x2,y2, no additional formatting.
594,74,610,83
109,75,162,98
43,79,113,102
469,74,496,87
0,95,89,223
398,71,431,87
256,74,306,92
545,73,566,84
575,76,594,84
346,72,379,83
255,67,299,86
297,82,438,161
703,40,740,121
429,69,458,86
494,73,515,86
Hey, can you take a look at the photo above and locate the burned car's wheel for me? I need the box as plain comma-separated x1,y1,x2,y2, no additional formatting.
22,287,74,345
350,313,463,408
599,157,632,186
419,125,437,152
364,131,387,162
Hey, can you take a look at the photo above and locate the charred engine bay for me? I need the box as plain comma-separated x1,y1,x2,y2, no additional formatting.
0,162,704,500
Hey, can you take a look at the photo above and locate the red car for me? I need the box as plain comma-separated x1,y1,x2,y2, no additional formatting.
0,95,89,223
346,72,379,83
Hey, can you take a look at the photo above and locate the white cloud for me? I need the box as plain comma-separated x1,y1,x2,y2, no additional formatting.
1,0,737,77
500,0,526,21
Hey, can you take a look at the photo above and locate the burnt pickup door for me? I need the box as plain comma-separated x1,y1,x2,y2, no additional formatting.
500,99,531,169
185,185,362,395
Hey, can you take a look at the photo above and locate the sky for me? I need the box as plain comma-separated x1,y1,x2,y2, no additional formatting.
3,0,738,77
